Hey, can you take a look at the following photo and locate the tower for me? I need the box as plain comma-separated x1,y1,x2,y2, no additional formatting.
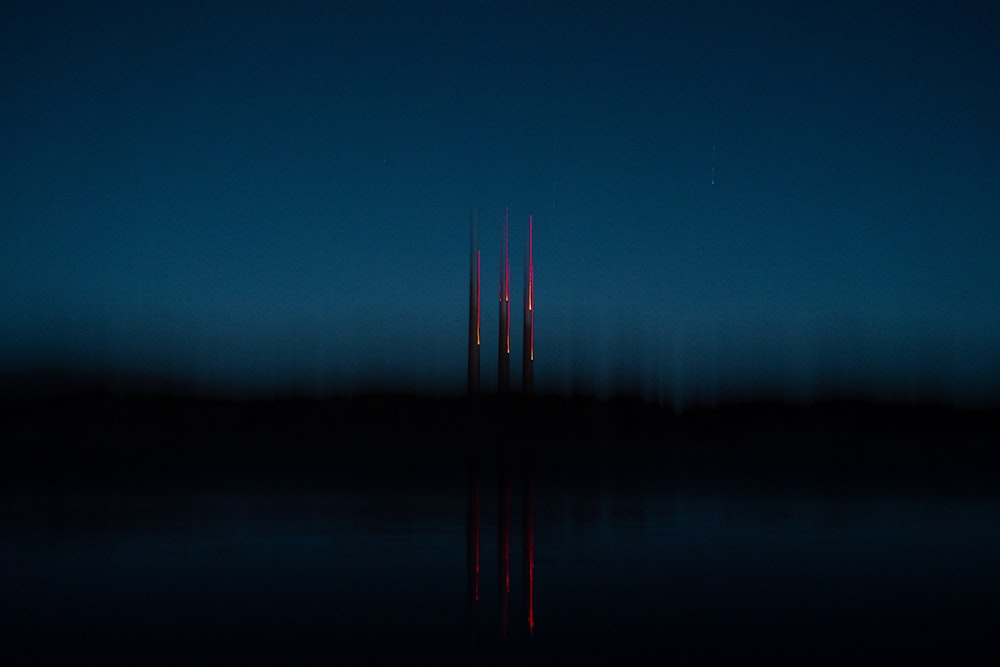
468,210,480,394
498,207,511,393
522,214,534,396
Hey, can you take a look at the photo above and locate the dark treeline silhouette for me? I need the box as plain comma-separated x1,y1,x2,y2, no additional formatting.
2,367,998,490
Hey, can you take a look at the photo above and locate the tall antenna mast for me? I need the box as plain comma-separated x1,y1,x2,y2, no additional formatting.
522,214,534,395
467,209,480,394
498,207,510,392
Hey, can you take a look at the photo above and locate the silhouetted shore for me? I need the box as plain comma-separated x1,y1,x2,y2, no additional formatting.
2,370,997,490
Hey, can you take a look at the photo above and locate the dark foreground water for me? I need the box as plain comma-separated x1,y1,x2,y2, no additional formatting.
2,441,999,665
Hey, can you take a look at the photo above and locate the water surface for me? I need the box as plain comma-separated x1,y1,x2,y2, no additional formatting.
2,441,998,663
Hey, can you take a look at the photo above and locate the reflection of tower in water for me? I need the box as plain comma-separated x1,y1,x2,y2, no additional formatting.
498,447,510,640
466,448,480,642
466,442,535,644
523,448,535,636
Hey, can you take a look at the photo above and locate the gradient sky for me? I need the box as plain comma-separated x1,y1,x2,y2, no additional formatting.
2,1,998,401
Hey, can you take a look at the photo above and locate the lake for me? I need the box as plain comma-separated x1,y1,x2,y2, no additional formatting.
2,438,999,664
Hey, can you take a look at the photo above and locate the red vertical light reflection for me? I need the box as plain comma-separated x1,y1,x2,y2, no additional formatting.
498,456,510,641
466,454,481,644
527,479,535,635
474,480,480,602
522,451,536,638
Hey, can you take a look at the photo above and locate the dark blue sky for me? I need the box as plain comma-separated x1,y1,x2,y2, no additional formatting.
2,1,998,401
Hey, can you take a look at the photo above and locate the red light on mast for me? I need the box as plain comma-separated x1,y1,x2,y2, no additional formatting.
528,215,533,311
529,214,534,360
505,209,510,304
476,250,481,345
504,207,510,353
506,299,511,354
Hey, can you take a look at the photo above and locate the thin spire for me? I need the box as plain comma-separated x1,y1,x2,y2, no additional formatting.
498,206,511,392
467,208,480,394
523,214,535,395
